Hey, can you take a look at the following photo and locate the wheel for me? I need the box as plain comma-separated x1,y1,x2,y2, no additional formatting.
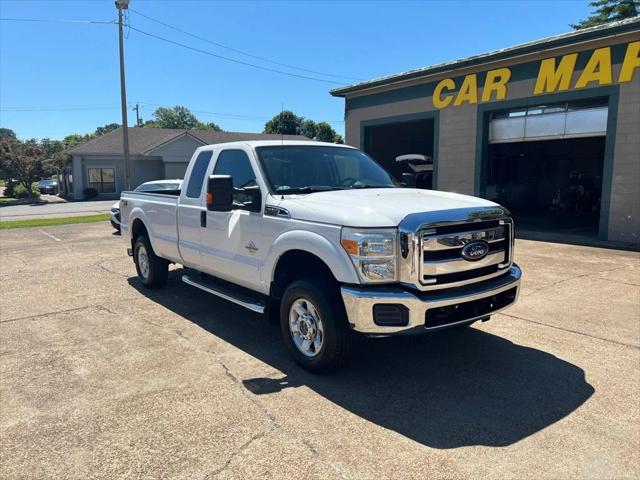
134,234,168,288
280,278,352,373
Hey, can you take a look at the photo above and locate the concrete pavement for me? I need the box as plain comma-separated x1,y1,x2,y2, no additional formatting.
0,223,638,479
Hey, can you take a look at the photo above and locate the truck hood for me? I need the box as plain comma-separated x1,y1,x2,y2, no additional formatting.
274,188,500,227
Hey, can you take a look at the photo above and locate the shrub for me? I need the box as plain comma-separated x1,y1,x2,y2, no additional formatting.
14,184,40,198
83,188,99,200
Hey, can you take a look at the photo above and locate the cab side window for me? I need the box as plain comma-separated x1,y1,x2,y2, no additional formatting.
213,150,259,208
186,151,213,198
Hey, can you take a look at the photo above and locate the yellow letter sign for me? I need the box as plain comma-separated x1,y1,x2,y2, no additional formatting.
534,53,578,94
575,47,613,88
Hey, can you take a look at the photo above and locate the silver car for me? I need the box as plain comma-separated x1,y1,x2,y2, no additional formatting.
110,179,182,232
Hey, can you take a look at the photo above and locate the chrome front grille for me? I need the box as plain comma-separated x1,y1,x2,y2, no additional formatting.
419,219,513,290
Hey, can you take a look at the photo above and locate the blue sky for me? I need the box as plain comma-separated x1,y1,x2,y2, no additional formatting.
1,0,591,140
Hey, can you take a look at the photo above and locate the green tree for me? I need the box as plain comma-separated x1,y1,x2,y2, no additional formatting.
40,138,65,158
264,111,304,135
202,121,223,132
0,128,16,141
572,0,639,29
147,106,222,131
264,111,343,142
94,123,120,136
301,119,317,139
315,122,343,143
0,137,51,196
63,133,91,150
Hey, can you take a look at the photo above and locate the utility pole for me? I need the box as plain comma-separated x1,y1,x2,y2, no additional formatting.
134,102,141,126
116,0,131,191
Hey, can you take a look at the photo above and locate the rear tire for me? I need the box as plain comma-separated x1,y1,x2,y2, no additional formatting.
134,234,168,288
280,278,351,373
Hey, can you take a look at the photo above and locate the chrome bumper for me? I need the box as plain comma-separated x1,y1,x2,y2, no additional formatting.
341,264,522,335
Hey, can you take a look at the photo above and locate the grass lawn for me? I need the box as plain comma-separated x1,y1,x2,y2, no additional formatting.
0,197,15,203
0,214,109,230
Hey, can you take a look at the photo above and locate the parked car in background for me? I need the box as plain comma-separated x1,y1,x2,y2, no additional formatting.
38,179,58,195
110,179,182,232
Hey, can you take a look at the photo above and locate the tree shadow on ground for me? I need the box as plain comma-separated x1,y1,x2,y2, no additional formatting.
129,269,594,449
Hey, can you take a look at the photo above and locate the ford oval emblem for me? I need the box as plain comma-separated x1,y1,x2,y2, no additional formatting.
461,240,490,262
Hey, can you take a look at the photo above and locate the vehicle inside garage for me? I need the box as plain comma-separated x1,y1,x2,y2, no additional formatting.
363,118,435,189
484,100,608,237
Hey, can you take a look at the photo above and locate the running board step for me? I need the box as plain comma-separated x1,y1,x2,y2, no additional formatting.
182,274,266,314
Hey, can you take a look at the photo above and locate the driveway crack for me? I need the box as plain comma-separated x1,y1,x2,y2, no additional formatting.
133,314,349,479
522,265,631,298
205,424,278,479
0,305,108,324
500,312,639,349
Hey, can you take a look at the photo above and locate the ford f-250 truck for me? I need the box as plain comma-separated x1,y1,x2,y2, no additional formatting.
120,141,521,372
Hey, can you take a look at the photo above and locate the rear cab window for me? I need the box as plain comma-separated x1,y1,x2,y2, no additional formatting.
186,150,213,199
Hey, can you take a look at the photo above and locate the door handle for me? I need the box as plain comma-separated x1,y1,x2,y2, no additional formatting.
200,210,207,228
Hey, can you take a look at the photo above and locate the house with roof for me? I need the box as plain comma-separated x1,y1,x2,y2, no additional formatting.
60,127,307,199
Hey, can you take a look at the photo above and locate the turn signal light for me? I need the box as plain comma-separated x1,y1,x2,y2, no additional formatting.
206,192,213,206
341,239,358,255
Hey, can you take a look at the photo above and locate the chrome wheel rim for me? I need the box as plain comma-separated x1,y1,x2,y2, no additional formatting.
138,245,150,280
289,297,324,357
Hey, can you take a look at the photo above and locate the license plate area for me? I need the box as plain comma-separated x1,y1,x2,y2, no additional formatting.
425,287,518,329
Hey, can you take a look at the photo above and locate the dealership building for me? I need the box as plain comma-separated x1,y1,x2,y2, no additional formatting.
331,18,640,247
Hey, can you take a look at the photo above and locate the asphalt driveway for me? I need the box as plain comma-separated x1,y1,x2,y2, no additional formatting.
0,222,638,479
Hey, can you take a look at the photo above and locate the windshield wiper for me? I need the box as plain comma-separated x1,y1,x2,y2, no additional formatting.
348,184,396,189
277,186,345,194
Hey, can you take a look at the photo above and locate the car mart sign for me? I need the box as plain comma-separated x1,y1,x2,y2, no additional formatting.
432,41,640,109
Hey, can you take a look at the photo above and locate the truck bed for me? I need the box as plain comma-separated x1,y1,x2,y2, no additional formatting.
120,190,182,263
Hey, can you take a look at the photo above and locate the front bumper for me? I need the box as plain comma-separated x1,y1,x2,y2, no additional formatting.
109,211,120,230
341,264,522,335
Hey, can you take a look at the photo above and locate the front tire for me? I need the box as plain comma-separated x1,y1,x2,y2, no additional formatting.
134,234,168,288
280,278,351,373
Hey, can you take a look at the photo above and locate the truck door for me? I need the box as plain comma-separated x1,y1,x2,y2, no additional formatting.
200,148,265,292
177,149,212,267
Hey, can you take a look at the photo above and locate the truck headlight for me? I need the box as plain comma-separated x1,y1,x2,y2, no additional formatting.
341,228,398,283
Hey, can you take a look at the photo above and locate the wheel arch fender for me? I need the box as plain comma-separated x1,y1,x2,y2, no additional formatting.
128,208,157,251
263,229,360,287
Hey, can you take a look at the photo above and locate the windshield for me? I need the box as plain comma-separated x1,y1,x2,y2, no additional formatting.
255,145,397,194
135,182,181,192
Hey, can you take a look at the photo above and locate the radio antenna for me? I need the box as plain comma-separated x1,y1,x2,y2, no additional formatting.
280,101,284,199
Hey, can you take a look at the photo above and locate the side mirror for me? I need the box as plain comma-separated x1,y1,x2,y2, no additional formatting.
206,175,233,211
239,184,262,212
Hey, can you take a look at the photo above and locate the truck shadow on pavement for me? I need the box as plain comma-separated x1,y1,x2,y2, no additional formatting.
129,270,595,450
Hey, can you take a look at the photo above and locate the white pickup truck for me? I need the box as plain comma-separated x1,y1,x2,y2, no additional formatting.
120,140,521,372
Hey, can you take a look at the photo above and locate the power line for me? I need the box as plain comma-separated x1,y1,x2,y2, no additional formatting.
126,25,347,85
136,103,345,124
0,17,116,25
1,105,121,112
129,8,364,82
1,102,344,124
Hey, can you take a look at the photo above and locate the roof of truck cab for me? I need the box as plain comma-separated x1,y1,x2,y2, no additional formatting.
199,140,355,149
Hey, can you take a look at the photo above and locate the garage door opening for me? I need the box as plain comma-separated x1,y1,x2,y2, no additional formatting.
364,118,435,189
486,137,605,236
484,100,608,238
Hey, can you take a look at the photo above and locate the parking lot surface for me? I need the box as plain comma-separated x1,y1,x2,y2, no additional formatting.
1,222,639,479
